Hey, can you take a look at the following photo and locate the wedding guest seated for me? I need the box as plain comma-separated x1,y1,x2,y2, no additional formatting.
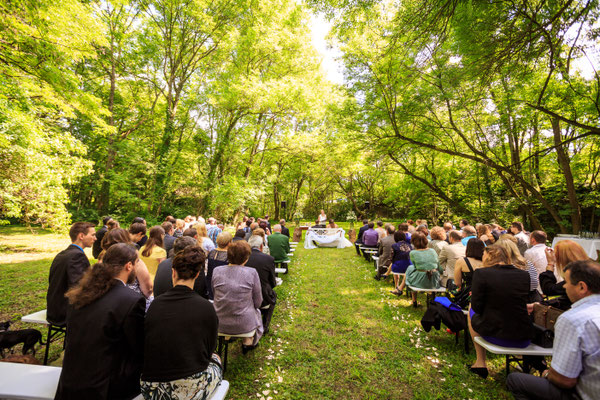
161,221,176,257
212,241,263,353
107,219,120,231
406,232,442,307
497,235,541,302
259,220,271,235
468,245,533,379
438,230,466,287
252,227,269,252
154,236,207,298
362,222,379,260
453,238,485,288
47,222,96,327
93,216,111,259
510,221,530,254
174,219,185,238
416,224,430,239
540,239,590,310
477,224,496,246
244,222,259,241
427,226,448,256
389,231,412,296
507,260,600,400
129,222,146,249
375,224,395,281
524,230,549,294
443,222,453,242
206,232,232,299
246,235,277,334
100,228,153,303
132,217,148,247
141,246,222,400
139,226,166,281
56,243,144,399
267,224,290,262
233,229,246,242
195,222,216,254
375,221,386,239
461,225,477,246
328,218,339,229
397,222,412,242
354,219,369,256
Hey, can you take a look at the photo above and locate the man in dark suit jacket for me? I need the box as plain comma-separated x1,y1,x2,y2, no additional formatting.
354,219,369,256
279,219,290,237
161,221,176,256
92,216,112,259
132,217,147,248
47,222,96,326
246,235,277,334
154,237,207,298
55,243,145,400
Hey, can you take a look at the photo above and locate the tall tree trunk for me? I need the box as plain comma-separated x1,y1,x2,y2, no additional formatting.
551,118,581,233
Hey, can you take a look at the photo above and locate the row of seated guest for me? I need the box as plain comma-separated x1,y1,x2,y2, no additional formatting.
56,234,274,399
56,243,224,400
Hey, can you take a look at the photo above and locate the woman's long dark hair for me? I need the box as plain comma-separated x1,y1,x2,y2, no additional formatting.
142,226,164,257
66,243,138,309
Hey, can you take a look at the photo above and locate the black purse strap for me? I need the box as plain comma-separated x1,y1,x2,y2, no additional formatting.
464,257,474,273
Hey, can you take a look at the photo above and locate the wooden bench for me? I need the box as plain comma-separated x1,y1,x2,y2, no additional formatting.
21,310,66,365
0,361,229,400
359,247,378,262
474,336,553,375
217,330,256,373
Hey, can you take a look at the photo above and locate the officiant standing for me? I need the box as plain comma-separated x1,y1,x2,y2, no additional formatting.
317,210,327,225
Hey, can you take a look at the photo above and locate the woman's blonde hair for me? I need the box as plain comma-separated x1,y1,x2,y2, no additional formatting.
175,219,184,230
195,222,208,238
482,245,511,267
495,237,527,269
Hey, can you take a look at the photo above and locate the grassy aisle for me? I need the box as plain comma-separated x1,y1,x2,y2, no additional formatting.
227,244,513,399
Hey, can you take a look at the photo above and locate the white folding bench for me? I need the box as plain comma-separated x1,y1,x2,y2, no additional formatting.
474,336,553,375
21,310,66,365
0,361,61,400
217,330,256,373
407,286,447,307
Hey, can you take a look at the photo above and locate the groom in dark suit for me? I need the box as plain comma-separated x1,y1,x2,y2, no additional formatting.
47,222,96,326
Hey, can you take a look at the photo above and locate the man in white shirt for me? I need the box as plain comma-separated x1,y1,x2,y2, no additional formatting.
524,230,548,293
507,260,600,400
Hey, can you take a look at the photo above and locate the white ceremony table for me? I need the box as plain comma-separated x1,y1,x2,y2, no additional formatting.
304,227,353,249
551,237,600,260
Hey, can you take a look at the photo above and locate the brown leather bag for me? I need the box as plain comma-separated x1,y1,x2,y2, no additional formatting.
533,303,564,331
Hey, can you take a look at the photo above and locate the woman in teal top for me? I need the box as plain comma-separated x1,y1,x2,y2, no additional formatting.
406,232,443,307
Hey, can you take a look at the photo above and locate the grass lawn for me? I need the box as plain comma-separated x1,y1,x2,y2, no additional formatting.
0,225,513,399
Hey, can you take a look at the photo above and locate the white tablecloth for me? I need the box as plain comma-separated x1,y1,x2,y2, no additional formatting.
304,228,353,249
551,237,600,260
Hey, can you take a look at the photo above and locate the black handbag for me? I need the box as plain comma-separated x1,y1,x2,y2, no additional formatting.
531,323,554,348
